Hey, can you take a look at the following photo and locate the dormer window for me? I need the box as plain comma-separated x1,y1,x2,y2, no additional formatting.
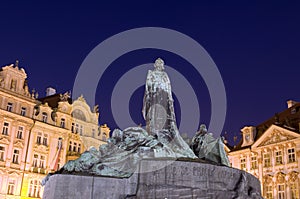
241,126,256,147
60,118,65,128
42,112,48,123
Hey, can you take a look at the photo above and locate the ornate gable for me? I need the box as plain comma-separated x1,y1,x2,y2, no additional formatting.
252,125,300,148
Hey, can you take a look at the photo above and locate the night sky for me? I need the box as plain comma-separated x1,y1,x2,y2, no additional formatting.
1,1,300,145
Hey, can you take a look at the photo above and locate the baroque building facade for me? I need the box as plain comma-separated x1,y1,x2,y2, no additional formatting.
0,62,110,199
228,100,300,199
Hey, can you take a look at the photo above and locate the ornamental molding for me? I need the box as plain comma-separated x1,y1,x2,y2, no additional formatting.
14,140,24,148
260,129,294,146
33,144,49,152
252,125,300,148
0,137,10,145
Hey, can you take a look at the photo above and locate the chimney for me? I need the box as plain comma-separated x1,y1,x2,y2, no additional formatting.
287,100,297,108
46,87,56,96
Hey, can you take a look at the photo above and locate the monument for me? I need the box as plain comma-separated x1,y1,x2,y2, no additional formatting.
42,58,263,199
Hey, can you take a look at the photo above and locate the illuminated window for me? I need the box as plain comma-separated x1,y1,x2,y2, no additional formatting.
16,126,23,139
37,132,42,144
275,150,283,165
0,146,5,161
39,155,45,168
7,179,15,195
2,122,9,135
288,148,296,163
20,107,26,116
265,184,273,199
6,102,13,112
42,134,48,146
12,149,19,164
278,184,285,199
240,158,246,170
251,155,257,169
290,182,299,199
32,154,38,167
263,153,271,167
28,180,41,198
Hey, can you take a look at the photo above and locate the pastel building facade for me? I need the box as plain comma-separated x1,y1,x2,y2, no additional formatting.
0,62,110,199
228,101,300,199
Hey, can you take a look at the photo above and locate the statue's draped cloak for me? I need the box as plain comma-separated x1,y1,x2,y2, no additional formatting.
143,70,195,158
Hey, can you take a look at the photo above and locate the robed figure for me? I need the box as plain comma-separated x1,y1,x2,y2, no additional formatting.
142,58,195,158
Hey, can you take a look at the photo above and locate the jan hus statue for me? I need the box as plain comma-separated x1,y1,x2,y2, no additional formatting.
143,58,195,158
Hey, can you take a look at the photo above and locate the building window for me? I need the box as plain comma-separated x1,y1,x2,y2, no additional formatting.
71,123,74,133
251,155,257,169
278,184,285,199
92,129,95,138
265,184,273,199
2,122,9,135
39,155,45,168
12,149,19,164
69,141,72,151
42,134,48,146
32,154,38,167
263,153,271,167
33,154,46,168
73,142,77,152
0,146,5,161
275,150,283,165
7,179,15,195
78,144,81,153
71,123,80,134
37,132,42,144
75,124,79,134
6,102,13,112
290,182,299,199
80,125,83,135
288,148,296,163
28,180,41,198
240,158,246,170
20,107,26,116
60,118,65,128
16,126,24,139
42,112,48,122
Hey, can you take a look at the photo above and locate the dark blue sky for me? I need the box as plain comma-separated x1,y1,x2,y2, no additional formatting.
1,1,300,145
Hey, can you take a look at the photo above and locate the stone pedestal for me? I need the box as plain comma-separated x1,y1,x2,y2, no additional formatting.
43,159,262,199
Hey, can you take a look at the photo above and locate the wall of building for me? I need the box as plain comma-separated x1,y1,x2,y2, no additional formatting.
228,125,300,199
0,63,110,199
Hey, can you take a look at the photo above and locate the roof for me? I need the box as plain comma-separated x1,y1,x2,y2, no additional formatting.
38,93,72,109
229,102,300,152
